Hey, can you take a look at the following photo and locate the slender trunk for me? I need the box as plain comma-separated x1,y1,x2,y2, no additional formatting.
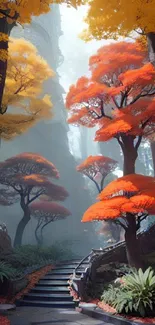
125,214,143,269
0,17,15,112
14,196,30,247
35,222,42,246
40,220,52,245
147,32,155,67
150,141,155,176
121,137,142,268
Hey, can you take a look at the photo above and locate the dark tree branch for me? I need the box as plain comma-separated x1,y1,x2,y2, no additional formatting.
116,136,124,150
115,219,128,230
28,190,44,204
136,214,148,230
112,96,120,108
87,175,101,193
100,175,106,191
135,135,142,150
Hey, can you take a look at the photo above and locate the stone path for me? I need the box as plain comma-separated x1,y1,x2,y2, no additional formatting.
8,307,111,325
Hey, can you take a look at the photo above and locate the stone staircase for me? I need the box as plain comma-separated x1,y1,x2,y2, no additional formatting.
18,259,88,308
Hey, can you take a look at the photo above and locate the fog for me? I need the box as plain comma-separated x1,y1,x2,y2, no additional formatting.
0,4,152,256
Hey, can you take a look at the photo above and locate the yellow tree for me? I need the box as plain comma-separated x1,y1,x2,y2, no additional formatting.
0,37,53,141
80,0,155,67
0,0,84,112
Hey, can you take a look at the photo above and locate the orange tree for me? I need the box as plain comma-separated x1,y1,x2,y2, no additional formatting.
66,41,155,254
31,201,71,245
77,155,121,242
77,155,118,193
0,153,69,247
66,41,155,176
82,174,155,268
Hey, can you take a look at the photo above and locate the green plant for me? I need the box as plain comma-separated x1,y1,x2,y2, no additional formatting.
0,261,21,282
102,268,155,317
102,284,120,306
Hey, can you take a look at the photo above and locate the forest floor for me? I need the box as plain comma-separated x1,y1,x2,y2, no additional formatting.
7,306,106,325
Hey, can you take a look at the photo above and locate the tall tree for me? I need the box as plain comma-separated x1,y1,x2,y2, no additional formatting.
0,153,69,247
66,41,155,252
66,42,155,176
82,174,155,268
31,201,71,245
0,37,53,140
80,0,155,67
77,155,121,242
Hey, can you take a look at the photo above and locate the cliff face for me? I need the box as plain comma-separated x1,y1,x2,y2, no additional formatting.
0,5,99,256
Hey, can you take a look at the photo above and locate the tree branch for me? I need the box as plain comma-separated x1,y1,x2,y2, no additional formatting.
115,219,128,230
135,135,142,150
88,175,101,193
116,136,124,150
100,99,112,120
136,214,148,230
28,190,44,204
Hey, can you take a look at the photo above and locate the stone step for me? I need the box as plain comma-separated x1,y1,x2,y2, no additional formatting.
18,300,75,308
43,275,70,280
38,280,68,286
54,263,89,269
48,269,74,275
23,292,72,301
32,286,69,293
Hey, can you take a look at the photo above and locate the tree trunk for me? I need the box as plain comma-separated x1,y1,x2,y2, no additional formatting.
35,226,42,246
125,214,143,269
150,141,155,176
14,196,30,247
147,32,155,67
121,136,142,268
0,17,15,112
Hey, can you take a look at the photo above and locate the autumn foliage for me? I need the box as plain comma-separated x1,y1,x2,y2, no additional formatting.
82,174,155,267
0,153,69,247
31,201,71,244
66,42,155,175
79,0,155,41
0,38,53,140
77,155,117,192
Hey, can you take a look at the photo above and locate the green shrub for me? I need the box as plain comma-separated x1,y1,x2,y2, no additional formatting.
0,261,21,282
102,267,155,317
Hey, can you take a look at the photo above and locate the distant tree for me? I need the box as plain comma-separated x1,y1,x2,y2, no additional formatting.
77,155,118,192
0,153,69,247
30,201,71,245
77,155,121,242
82,173,155,268
0,38,53,140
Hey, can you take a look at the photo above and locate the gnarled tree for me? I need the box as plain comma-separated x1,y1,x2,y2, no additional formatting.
30,201,71,245
82,174,155,269
0,152,69,247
